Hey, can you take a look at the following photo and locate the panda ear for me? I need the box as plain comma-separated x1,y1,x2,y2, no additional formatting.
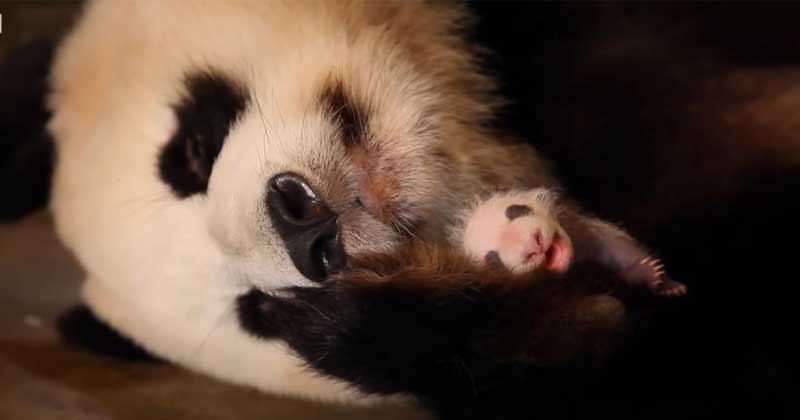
158,71,249,198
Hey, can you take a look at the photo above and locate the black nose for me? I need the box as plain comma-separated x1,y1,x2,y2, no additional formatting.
266,172,346,282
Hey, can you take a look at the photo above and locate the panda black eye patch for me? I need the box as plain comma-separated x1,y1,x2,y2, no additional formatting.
319,79,367,148
505,204,533,220
158,70,249,198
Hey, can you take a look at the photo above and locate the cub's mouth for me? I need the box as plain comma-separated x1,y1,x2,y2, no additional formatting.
543,233,572,273
516,231,573,274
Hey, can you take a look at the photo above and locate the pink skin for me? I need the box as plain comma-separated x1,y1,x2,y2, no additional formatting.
497,219,572,273
462,195,573,274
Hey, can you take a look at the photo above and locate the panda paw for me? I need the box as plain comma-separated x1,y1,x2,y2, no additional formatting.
623,256,687,297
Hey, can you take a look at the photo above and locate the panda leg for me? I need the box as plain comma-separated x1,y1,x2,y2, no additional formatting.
563,211,687,297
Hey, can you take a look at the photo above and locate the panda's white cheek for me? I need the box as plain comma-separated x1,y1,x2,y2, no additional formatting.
206,170,266,254
495,222,529,266
204,112,292,254
462,208,506,257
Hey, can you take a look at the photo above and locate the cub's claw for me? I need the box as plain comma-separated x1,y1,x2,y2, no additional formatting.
624,256,687,298
653,277,688,297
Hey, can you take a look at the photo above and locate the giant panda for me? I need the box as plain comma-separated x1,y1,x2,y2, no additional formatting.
0,0,647,408
7,0,590,404
40,0,539,403
2,2,799,420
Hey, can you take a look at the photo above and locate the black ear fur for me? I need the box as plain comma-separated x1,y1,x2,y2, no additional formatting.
0,40,56,221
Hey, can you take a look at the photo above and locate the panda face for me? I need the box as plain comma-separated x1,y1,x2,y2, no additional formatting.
92,2,495,291
461,189,574,274
196,48,460,289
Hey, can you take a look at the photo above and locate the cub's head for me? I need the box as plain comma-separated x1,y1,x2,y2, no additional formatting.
457,189,574,274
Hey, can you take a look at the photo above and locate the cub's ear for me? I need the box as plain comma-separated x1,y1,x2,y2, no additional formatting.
0,40,56,221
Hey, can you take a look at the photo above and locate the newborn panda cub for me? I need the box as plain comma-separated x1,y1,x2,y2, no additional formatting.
461,189,688,296
464,189,573,274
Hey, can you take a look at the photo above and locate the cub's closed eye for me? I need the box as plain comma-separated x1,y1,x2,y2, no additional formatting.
352,197,364,209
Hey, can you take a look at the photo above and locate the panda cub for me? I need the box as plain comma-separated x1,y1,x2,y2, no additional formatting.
462,189,573,274
460,189,687,296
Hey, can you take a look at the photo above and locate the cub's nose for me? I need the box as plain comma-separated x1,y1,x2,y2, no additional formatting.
266,172,346,282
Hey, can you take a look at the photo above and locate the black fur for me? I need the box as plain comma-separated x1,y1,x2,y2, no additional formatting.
320,80,368,147
57,305,160,362
237,256,790,420
237,261,630,418
0,40,56,221
159,71,248,198
237,259,783,420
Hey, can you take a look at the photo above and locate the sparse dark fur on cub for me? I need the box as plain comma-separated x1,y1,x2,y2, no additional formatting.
239,244,629,418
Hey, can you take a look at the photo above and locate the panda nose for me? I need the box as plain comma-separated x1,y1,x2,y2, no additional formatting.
266,172,346,282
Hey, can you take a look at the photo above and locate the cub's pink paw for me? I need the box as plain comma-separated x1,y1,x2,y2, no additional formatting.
623,257,687,298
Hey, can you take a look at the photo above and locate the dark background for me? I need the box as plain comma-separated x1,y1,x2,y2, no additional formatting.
471,2,799,418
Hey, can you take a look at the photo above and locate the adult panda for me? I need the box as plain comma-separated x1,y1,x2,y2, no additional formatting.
2,1,799,420
4,0,578,405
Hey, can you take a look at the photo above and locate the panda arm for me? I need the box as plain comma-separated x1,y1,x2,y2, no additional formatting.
237,251,626,418
559,204,687,297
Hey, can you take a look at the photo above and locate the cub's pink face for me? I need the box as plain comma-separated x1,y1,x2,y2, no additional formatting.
462,190,573,274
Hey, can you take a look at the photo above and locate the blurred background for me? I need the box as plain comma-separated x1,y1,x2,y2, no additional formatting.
0,2,79,56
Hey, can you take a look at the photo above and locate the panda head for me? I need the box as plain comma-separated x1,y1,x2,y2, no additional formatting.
146,2,498,290
456,189,574,274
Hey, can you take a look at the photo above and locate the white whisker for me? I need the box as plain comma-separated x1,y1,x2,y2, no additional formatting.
192,300,237,361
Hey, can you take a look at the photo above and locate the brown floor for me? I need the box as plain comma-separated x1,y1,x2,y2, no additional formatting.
0,213,430,420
